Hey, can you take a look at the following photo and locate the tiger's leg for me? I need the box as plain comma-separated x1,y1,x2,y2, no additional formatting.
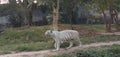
66,41,73,49
54,43,57,49
78,40,82,47
76,37,82,47
56,41,60,51
52,41,60,51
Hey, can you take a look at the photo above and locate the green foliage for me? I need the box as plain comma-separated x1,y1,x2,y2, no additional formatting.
15,42,53,52
15,45,35,51
0,26,51,45
51,45,120,57
37,0,57,9
0,25,120,54
81,35,120,44
51,54,72,57
73,45,120,57
9,14,24,27
79,24,105,32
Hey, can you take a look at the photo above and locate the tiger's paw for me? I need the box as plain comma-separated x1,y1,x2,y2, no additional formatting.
79,44,82,47
66,47,72,50
51,49,59,52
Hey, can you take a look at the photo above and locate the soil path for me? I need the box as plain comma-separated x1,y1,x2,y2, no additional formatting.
0,41,120,57
100,32,120,35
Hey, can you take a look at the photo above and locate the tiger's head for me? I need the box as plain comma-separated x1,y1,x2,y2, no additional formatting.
45,30,53,36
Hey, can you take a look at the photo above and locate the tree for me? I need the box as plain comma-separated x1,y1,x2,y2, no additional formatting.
8,0,24,27
108,0,120,31
17,0,34,26
37,0,60,30
7,0,35,27
61,0,93,29
93,0,112,32
93,0,120,32
61,0,77,29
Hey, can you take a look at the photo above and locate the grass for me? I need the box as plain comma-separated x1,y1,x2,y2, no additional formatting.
79,24,106,32
81,35,120,44
79,24,117,32
0,24,119,55
50,45,120,57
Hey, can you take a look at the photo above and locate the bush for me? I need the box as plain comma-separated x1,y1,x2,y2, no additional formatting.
73,45,120,57
9,14,24,27
51,54,72,57
51,45,120,57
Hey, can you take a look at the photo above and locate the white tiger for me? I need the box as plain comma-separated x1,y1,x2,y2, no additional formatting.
45,30,82,51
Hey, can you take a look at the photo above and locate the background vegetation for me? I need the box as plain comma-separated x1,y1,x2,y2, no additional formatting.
0,0,120,32
0,25,120,55
50,45,120,57
0,0,120,56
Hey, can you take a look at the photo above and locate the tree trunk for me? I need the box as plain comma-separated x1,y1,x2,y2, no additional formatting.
70,10,74,30
28,10,33,26
113,10,120,31
108,8,112,32
101,9,111,32
52,0,59,31
53,7,58,30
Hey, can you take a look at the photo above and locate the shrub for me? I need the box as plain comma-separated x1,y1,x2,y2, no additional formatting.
9,14,24,27
51,45,120,57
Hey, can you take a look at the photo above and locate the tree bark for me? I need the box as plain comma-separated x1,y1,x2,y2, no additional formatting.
52,0,59,31
53,7,58,30
28,10,33,26
101,9,111,32
113,10,120,31
108,7,112,32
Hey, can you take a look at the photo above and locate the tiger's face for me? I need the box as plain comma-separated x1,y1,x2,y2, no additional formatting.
45,30,53,36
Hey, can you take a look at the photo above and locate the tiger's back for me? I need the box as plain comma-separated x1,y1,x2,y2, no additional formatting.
59,30,79,42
